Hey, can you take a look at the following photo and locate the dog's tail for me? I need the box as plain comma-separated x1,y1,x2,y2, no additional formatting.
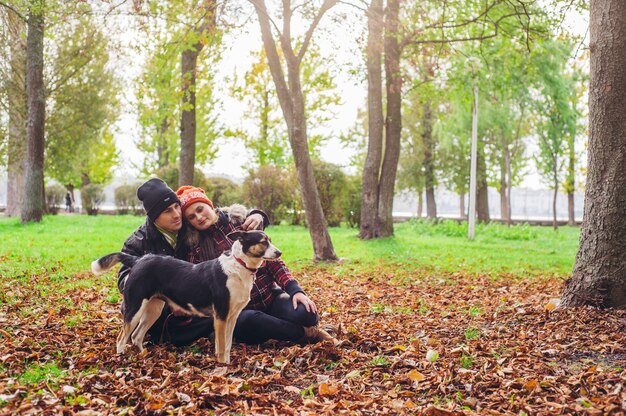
91,252,138,276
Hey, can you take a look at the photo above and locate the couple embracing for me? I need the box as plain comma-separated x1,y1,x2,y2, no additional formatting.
116,178,336,350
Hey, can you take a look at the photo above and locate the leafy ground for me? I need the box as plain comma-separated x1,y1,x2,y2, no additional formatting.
1,216,625,415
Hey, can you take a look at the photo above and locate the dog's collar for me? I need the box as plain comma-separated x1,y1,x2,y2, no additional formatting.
234,256,265,273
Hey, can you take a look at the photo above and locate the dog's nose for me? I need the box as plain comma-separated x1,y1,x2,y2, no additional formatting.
274,249,282,257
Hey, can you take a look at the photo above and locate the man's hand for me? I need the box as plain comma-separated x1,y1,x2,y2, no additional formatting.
293,292,317,314
241,213,264,230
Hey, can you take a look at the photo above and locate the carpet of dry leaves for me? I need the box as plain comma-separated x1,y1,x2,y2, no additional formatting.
1,266,626,415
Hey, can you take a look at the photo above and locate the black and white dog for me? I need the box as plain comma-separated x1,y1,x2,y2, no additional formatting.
91,230,281,364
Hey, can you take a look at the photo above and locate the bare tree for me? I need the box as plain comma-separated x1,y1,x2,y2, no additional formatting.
561,0,626,307
250,0,338,261
179,1,217,187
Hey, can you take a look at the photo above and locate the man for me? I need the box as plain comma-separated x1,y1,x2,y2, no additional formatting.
117,178,266,346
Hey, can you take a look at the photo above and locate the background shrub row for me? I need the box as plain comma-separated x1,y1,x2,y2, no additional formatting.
45,162,363,227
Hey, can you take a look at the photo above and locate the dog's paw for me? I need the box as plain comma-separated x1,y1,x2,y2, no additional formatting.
216,354,230,365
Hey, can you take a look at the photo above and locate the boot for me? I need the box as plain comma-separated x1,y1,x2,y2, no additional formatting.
301,325,339,345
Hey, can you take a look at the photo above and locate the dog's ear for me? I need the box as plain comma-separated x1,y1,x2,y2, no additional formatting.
227,231,245,242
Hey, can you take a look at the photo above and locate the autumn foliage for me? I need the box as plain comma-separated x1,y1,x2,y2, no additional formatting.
1,265,626,414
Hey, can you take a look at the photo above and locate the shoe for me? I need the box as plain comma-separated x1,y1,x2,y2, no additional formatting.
302,326,339,345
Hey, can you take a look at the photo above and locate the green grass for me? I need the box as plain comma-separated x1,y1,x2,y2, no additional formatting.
0,215,145,279
18,362,64,386
273,219,579,277
0,215,579,281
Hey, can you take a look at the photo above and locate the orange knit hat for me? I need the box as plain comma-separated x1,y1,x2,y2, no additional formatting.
175,186,214,213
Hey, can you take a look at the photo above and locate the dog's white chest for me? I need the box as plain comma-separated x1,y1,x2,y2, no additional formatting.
226,275,254,303
221,257,255,304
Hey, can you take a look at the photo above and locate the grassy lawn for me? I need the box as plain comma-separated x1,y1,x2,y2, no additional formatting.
0,214,579,280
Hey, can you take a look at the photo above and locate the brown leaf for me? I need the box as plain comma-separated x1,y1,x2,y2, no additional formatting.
318,382,339,396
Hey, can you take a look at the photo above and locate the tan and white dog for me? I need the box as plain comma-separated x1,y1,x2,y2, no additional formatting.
91,230,281,364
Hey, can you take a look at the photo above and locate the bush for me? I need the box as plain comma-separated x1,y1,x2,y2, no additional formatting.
311,160,347,227
242,166,295,225
115,183,142,215
205,177,242,207
81,184,105,215
284,167,304,225
154,164,208,191
45,184,66,215
343,174,362,228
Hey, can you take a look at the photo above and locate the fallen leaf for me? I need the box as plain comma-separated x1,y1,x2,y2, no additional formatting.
318,382,339,396
407,369,425,382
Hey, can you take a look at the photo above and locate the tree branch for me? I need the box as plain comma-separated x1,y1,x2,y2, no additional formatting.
249,0,292,114
296,0,339,65
0,1,27,21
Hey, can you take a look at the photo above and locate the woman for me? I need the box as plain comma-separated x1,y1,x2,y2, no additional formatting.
175,185,336,345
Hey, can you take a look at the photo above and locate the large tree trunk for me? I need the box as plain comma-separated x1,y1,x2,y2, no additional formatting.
179,1,216,187
423,101,437,220
376,0,401,237
21,2,45,223
561,0,626,308
476,141,490,223
360,0,384,239
251,0,338,261
6,10,27,218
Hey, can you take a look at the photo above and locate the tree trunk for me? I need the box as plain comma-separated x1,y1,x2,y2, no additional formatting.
505,151,513,224
179,1,216,187
476,141,490,223
566,134,576,226
423,101,437,220
179,49,198,186
21,2,45,223
376,0,402,237
416,191,423,218
499,148,511,224
360,0,384,239
157,118,169,169
251,0,338,261
80,173,91,215
561,0,626,308
499,181,507,222
568,192,575,226
552,187,558,230
459,192,466,219
552,163,559,230
6,10,27,218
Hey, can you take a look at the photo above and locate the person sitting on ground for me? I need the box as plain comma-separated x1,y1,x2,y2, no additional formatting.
117,178,267,346
176,185,337,346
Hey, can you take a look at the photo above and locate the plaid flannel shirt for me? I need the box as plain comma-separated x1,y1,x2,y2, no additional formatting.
187,210,302,311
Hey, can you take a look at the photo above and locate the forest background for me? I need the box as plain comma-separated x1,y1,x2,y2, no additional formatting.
0,0,588,234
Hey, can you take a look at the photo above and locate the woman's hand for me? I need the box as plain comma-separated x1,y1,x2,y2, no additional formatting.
241,213,264,230
292,292,317,314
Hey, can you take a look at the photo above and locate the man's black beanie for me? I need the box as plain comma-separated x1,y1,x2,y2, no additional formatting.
137,178,180,222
